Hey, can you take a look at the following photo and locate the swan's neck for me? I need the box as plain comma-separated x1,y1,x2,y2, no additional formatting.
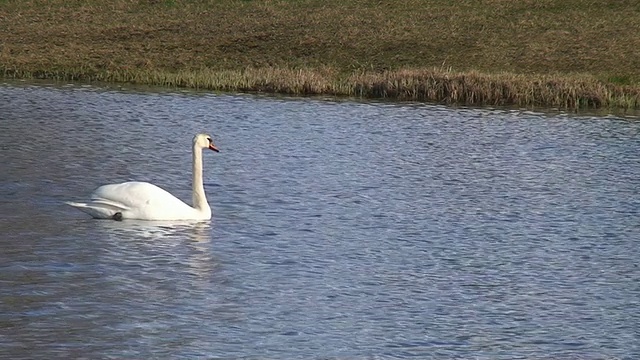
192,145,211,215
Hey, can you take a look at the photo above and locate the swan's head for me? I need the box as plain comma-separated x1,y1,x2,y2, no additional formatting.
194,133,219,152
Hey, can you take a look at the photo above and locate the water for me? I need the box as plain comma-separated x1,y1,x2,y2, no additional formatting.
1,82,639,359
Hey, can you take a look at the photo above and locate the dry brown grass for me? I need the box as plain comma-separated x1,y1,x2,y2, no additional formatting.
1,0,640,109
349,69,640,109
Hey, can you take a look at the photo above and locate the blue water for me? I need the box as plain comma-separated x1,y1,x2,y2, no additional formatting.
1,82,639,359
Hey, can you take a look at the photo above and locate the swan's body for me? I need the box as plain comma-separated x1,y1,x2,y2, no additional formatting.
66,181,211,221
66,133,219,221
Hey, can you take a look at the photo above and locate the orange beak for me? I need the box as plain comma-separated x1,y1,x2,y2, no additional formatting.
208,143,220,152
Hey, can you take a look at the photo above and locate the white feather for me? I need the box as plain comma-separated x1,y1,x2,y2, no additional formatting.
66,133,219,221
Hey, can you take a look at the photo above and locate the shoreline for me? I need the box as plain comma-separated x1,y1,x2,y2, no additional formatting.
3,66,639,111
2,1,639,110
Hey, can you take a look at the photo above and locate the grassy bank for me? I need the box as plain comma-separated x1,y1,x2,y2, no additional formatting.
1,0,640,109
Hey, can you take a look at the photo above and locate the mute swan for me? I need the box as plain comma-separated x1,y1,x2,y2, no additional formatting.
66,133,219,221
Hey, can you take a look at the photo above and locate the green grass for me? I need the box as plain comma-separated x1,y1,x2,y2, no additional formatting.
1,0,640,109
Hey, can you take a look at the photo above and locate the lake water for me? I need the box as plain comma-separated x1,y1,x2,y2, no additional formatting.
1,82,639,359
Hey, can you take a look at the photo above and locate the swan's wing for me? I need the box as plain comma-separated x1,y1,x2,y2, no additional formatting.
65,185,138,219
91,181,189,210
90,198,131,211
65,200,125,219
67,181,200,220
90,181,198,220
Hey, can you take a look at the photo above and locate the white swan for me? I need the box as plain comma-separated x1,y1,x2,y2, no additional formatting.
66,133,219,221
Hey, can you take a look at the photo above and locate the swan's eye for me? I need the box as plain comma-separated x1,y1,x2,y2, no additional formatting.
207,137,212,143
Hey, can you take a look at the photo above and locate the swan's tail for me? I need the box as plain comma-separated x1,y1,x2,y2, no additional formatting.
65,198,129,219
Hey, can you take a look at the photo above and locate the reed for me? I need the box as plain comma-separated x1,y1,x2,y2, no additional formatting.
1,0,639,109
3,66,639,110
348,69,640,109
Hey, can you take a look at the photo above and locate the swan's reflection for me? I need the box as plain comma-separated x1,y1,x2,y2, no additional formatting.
99,219,211,240
96,220,218,286
91,219,245,328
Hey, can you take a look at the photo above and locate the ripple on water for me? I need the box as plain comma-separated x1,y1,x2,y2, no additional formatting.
0,83,639,359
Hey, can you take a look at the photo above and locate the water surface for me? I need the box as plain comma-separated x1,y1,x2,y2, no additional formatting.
1,82,639,359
